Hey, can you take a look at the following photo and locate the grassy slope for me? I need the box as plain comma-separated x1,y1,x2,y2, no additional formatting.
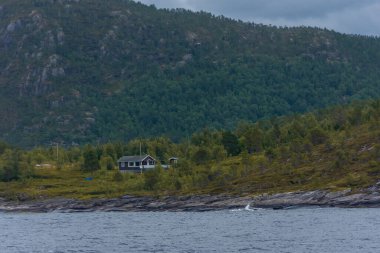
208,124,379,195
0,166,148,200
1,117,379,201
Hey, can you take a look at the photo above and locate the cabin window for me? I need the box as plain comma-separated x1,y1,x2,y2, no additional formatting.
128,162,134,167
142,161,147,165
149,160,155,165
135,162,140,166
121,162,125,168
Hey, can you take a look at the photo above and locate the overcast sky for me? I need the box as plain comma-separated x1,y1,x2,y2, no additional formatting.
137,0,380,36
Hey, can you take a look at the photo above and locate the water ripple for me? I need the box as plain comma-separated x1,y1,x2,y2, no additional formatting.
1,208,380,252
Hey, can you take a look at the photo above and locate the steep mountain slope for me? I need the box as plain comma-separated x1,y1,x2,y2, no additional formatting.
1,0,380,147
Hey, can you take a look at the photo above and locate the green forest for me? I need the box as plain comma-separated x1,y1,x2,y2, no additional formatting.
1,100,380,200
1,0,380,147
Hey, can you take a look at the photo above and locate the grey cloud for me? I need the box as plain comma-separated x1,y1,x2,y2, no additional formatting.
170,0,371,18
137,0,380,35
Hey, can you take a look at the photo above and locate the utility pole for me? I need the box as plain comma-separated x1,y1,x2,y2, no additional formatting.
140,141,142,174
51,142,62,169
56,143,59,162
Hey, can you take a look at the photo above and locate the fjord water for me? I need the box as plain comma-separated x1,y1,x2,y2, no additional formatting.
1,208,380,253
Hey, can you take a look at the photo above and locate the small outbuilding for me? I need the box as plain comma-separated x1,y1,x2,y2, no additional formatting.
169,157,178,165
117,155,156,173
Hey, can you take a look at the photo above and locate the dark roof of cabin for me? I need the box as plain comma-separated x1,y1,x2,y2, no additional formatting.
117,155,155,163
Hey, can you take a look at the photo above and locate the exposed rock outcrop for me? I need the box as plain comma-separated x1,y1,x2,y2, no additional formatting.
0,195,251,213
2,188,380,213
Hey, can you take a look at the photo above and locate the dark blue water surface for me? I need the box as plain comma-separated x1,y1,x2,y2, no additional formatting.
1,207,380,253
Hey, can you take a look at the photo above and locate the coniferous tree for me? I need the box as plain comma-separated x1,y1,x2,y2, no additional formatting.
82,146,100,171
221,131,241,156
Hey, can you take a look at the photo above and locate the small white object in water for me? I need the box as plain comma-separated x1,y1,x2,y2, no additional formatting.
231,203,261,212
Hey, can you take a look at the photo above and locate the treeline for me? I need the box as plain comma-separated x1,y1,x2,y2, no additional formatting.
1,100,380,195
0,142,34,182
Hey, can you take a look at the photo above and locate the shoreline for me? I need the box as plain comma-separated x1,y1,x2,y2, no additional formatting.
2,188,380,213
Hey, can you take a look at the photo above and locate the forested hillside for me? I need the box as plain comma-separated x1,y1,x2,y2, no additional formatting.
1,0,380,147
1,100,380,199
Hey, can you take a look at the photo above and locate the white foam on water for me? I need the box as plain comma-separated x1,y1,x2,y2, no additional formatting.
231,203,262,212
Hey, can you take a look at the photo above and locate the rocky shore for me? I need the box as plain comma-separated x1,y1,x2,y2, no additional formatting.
2,186,380,213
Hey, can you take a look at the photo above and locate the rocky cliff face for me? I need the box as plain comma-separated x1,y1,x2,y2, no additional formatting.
1,8,65,97
0,1,107,145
